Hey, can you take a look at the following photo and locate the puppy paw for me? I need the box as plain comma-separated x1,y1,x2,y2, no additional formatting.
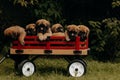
20,41,25,45
43,35,47,40
66,38,70,41
38,36,44,41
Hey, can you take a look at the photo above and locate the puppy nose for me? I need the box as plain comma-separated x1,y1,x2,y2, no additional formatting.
60,28,63,31
71,33,74,36
40,27,43,30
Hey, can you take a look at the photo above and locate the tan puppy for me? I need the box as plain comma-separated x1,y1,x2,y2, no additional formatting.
65,24,78,41
36,19,52,41
77,25,90,41
4,25,26,45
51,23,65,36
26,23,36,35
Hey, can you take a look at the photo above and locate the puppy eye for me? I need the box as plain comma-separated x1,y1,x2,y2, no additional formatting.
27,28,32,31
78,31,82,35
33,24,36,27
57,27,63,31
40,24,45,27
45,26,48,30
30,28,33,30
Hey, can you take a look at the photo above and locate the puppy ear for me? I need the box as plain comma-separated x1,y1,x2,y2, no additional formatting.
33,24,36,27
67,26,70,31
75,27,79,33
36,20,41,25
26,24,36,29
36,21,39,25
86,27,90,36
46,21,50,27
52,26,56,32
26,25,29,29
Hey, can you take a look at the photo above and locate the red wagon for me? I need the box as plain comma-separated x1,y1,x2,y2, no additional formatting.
0,36,90,77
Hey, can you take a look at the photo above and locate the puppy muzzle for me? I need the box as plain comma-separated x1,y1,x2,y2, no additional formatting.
67,31,77,41
78,31,87,41
57,27,64,32
26,28,36,35
36,24,48,34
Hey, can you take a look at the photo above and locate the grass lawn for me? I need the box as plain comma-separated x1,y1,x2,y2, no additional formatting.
0,56,120,80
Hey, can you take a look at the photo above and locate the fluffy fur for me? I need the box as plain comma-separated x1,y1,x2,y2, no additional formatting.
65,24,78,41
25,23,36,35
4,25,26,45
77,25,90,41
51,23,65,36
36,19,52,41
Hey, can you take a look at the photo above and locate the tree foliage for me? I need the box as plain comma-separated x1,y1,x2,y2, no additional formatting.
9,0,65,24
112,0,120,8
89,18,120,61
11,0,38,7
32,0,65,24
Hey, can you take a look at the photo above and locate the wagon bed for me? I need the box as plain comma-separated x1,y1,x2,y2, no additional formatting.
10,36,89,55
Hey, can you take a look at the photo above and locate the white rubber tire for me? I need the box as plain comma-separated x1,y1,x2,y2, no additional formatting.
68,60,86,77
18,60,35,77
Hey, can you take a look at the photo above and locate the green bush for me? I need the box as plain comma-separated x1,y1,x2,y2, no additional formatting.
89,18,120,61
112,0,120,8
12,0,66,25
12,0,38,7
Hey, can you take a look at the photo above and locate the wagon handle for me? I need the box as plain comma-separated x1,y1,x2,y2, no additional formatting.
0,56,6,64
0,54,10,64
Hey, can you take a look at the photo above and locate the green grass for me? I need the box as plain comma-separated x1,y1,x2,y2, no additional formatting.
0,56,120,80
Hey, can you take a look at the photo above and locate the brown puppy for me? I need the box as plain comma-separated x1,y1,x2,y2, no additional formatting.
26,23,36,35
4,25,26,45
65,24,78,41
36,19,52,41
77,25,90,41
51,23,65,36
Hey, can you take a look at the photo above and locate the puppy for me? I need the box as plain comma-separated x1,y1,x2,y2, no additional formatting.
51,23,65,36
65,24,78,41
77,25,90,41
25,23,36,35
4,25,26,45
36,19,52,41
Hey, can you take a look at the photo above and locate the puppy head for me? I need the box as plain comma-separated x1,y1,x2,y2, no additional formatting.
66,25,78,40
78,25,90,41
52,23,64,33
36,19,50,34
26,23,36,35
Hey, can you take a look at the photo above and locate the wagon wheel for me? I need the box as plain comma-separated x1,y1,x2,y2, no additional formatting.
12,55,29,74
14,62,20,74
64,56,87,66
18,60,36,77
68,59,86,77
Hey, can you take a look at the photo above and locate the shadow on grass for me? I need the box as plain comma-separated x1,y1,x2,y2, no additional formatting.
36,66,68,76
0,66,14,75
